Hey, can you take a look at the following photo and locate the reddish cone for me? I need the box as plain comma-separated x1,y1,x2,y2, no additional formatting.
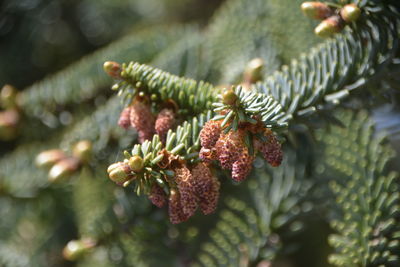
148,184,167,208
118,106,132,129
174,164,198,218
155,108,176,143
191,163,220,214
130,100,155,143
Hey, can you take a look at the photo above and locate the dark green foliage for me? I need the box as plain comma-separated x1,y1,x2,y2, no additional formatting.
1,0,400,266
315,110,400,266
192,154,312,266
115,62,217,114
19,26,193,118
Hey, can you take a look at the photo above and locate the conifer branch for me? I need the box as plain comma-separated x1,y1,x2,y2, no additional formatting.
253,9,399,120
111,62,218,115
315,110,400,266
193,154,312,266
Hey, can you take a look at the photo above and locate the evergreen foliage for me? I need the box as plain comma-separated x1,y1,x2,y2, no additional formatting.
1,0,400,266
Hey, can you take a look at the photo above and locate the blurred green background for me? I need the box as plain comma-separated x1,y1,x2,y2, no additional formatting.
0,0,223,89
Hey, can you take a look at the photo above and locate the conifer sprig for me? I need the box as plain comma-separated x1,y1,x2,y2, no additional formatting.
212,86,288,133
109,111,213,196
254,6,399,119
110,62,218,115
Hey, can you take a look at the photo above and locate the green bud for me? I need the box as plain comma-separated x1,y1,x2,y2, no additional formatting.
36,149,66,168
129,155,144,172
107,162,132,184
301,2,332,20
72,140,93,163
340,4,361,23
62,238,96,261
48,158,80,183
244,58,264,84
222,90,238,105
103,61,121,79
315,16,343,38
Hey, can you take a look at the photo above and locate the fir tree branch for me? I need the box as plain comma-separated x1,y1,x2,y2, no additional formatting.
192,154,312,266
112,62,218,115
253,7,399,121
315,109,400,266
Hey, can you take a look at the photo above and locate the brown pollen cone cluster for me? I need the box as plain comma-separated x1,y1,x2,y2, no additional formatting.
155,108,176,143
151,151,220,224
117,97,176,144
200,119,282,182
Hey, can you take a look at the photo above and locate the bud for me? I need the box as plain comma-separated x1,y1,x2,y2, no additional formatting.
103,61,121,79
168,188,189,224
148,184,167,208
118,106,132,129
174,164,198,218
155,108,176,143
200,120,222,149
315,15,343,38
128,155,143,172
340,4,361,23
62,238,96,261
191,163,220,215
107,161,132,185
130,100,155,143
48,157,80,183
36,149,66,168
222,89,238,105
301,2,333,20
243,58,264,84
0,84,18,109
72,140,92,163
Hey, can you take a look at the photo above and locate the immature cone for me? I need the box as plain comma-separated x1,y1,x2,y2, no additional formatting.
130,100,155,143
148,184,167,208
243,58,264,84
200,120,222,149
155,108,176,143
168,188,189,224
191,163,220,214
72,140,92,163
107,161,132,185
62,238,96,261
174,164,198,218
118,107,132,129
340,4,361,23
215,130,246,170
315,15,343,38
231,149,254,182
103,61,121,79
301,2,333,20
48,157,80,183
254,129,283,167
1,84,18,109
35,149,66,168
